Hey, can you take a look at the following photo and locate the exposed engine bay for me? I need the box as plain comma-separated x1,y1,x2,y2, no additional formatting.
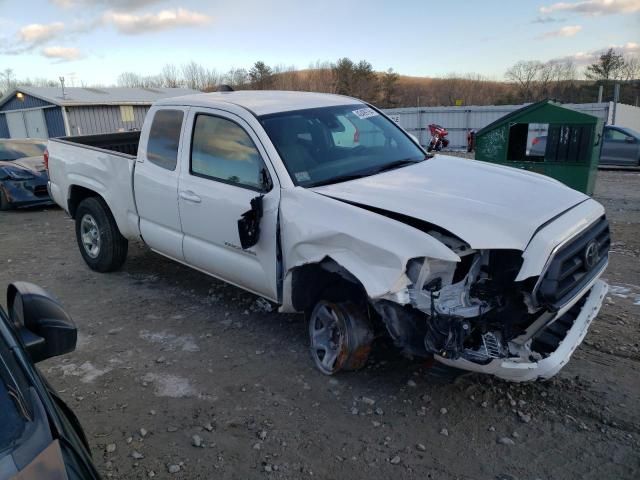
375,231,558,366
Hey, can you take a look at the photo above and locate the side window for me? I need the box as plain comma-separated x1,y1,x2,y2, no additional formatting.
146,109,184,170
606,128,627,141
190,114,267,190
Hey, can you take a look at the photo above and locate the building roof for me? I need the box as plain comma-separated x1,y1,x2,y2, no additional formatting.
0,86,200,108
156,90,363,115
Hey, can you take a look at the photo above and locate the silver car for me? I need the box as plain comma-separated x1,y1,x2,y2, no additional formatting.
529,125,640,166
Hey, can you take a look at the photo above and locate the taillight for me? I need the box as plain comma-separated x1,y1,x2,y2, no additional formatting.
532,137,540,145
43,148,49,170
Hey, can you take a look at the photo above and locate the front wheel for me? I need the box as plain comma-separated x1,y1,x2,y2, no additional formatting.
308,300,374,375
75,196,128,272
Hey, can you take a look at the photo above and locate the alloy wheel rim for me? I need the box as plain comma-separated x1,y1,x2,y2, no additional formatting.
309,303,345,374
80,214,101,259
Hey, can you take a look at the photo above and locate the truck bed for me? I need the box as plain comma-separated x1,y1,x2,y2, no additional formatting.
47,132,141,240
52,131,141,158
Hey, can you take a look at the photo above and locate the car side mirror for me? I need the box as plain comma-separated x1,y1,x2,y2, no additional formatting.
238,195,264,249
625,136,635,143
7,282,77,363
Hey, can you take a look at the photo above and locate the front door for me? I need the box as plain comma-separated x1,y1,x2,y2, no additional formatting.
178,109,280,301
134,107,189,260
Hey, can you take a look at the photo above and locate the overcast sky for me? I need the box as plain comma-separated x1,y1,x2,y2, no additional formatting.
1,0,639,85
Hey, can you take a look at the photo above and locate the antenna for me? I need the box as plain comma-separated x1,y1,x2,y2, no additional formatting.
59,76,66,99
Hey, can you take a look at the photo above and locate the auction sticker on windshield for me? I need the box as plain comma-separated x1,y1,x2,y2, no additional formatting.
294,171,311,182
352,107,378,119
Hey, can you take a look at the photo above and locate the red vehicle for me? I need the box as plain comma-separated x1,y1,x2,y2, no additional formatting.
427,124,450,152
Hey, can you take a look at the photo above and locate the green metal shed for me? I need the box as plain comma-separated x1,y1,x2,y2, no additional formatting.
474,100,603,194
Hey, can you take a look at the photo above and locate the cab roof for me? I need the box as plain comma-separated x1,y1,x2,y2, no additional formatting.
154,90,363,116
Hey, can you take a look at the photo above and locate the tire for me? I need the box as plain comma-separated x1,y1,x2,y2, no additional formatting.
75,196,128,272
308,299,374,375
0,189,12,211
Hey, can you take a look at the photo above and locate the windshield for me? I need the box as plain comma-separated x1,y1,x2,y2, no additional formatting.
0,141,46,161
260,104,425,187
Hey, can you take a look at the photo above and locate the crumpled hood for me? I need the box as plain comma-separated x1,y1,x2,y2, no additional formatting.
0,156,46,173
311,155,588,250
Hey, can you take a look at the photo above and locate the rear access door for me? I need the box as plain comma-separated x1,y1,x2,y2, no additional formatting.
134,106,190,260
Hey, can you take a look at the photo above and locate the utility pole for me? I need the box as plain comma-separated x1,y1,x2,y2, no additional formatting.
612,83,620,125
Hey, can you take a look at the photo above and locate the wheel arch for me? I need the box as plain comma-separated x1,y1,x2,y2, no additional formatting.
284,256,371,313
68,184,102,219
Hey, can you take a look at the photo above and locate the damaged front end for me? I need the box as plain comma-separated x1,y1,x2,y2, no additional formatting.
373,220,610,382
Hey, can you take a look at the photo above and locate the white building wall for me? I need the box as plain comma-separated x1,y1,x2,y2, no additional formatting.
612,103,640,132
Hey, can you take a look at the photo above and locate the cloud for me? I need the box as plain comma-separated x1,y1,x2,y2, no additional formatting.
552,41,640,65
18,22,65,44
102,8,211,34
541,25,583,38
532,15,567,22
0,21,66,55
41,46,82,61
540,0,640,16
52,0,160,8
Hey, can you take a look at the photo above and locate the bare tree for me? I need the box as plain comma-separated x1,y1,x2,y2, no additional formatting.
117,71,144,87
161,64,181,88
505,61,543,102
621,57,640,81
223,67,249,90
305,61,333,93
0,68,16,95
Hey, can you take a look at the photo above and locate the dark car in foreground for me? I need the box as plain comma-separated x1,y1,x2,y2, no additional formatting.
528,125,640,166
0,139,52,210
0,282,100,479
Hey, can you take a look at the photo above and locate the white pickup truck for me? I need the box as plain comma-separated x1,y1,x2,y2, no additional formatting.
47,91,610,381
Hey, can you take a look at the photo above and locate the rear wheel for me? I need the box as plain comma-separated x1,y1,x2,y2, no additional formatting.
308,300,374,375
75,197,128,272
0,189,12,211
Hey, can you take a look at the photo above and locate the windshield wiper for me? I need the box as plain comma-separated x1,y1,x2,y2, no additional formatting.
369,158,423,174
308,172,372,188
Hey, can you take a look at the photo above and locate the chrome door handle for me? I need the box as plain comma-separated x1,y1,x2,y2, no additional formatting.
179,190,202,203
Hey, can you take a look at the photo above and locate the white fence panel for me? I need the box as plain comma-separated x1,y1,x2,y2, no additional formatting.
382,102,615,149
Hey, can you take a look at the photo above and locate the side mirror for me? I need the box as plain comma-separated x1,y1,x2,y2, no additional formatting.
625,136,635,143
7,282,77,363
238,195,264,249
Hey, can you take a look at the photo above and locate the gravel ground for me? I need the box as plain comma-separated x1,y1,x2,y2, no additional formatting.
0,170,638,480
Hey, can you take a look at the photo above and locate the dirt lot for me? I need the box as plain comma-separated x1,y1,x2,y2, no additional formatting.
1,170,639,480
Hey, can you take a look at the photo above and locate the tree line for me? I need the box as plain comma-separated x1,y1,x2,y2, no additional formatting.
2,49,639,108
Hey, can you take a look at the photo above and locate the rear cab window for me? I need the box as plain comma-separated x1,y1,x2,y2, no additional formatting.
146,109,184,171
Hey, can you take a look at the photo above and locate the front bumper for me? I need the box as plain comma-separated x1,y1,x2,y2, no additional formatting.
436,279,608,382
1,178,53,208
